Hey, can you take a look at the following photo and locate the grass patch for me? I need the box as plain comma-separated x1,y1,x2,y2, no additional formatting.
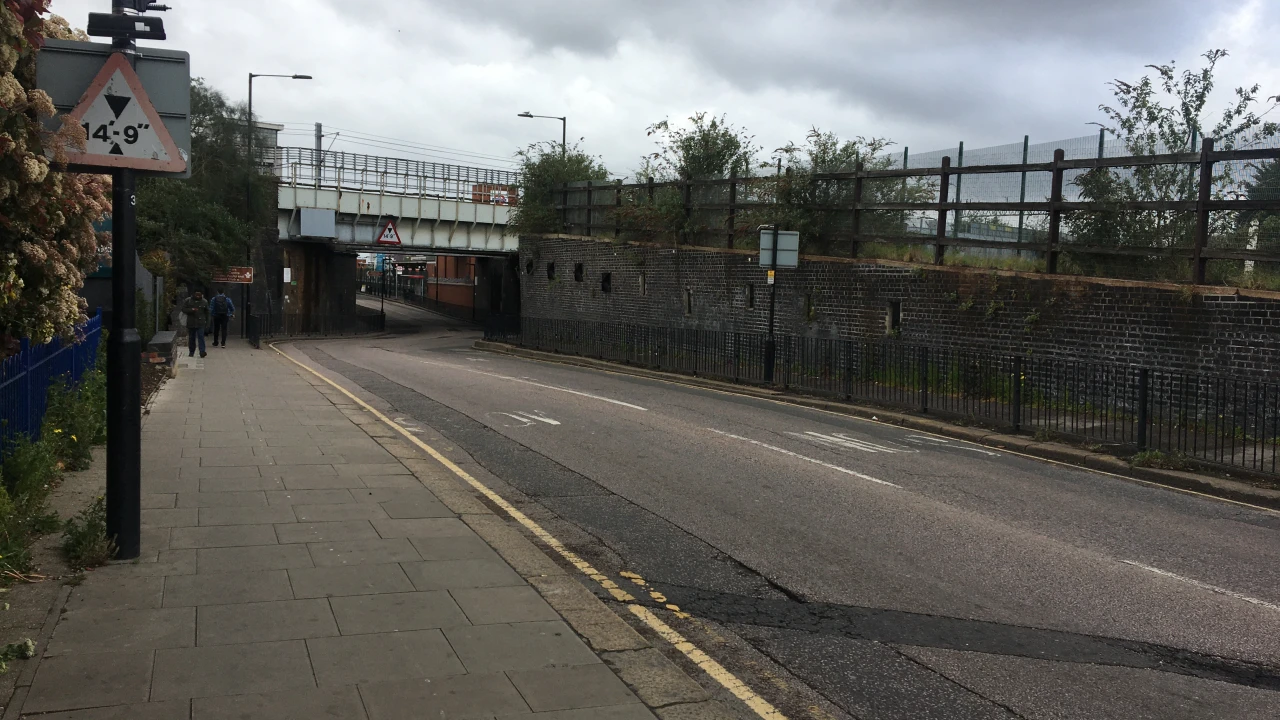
62,496,115,571
1131,450,1191,471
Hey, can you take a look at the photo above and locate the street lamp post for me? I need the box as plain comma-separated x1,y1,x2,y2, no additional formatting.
518,111,566,159
245,72,311,337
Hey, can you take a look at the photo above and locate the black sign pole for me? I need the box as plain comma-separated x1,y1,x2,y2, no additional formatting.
104,0,144,560
764,225,779,383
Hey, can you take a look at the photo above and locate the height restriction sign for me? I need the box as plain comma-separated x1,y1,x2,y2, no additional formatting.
376,220,402,246
63,53,186,172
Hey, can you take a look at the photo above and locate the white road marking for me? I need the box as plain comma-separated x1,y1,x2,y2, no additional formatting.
907,435,950,444
420,360,648,411
516,410,561,425
793,431,907,454
496,413,535,427
1121,560,1280,613
708,429,902,488
903,434,998,455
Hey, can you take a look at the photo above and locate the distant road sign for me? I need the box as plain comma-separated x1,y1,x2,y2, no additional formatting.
37,39,190,178
376,220,402,246
211,266,253,284
760,230,800,268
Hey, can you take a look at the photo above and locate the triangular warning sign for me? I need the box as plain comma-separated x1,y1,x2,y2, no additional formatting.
64,53,186,173
376,220,402,246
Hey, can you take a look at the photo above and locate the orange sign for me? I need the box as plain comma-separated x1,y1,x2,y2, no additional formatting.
211,266,253,284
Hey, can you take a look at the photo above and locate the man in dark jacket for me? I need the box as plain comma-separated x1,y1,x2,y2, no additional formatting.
209,290,235,348
183,291,209,358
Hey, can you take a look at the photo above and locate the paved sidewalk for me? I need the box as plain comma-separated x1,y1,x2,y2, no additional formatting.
8,343,708,719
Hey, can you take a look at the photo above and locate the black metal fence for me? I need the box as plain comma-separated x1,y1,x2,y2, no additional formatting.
487,317,1279,477
248,309,385,345
356,284,485,325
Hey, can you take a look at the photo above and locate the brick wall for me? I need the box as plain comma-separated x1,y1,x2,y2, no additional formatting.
518,234,1280,380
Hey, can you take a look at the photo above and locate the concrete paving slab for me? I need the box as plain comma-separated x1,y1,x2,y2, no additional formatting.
198,505,299,526
281,474,367,490
294,502,389,522
197,598,339,646
29,700,192,720
198,476,287,492
177,491,268,508
357,474,422,488
197,544,313,574
142,493,177,509
402,559,524,591
288,563,415,599
358,673,530,720
500,708,656,720
271,464,340,479
192,685,368,720
25,650,154,713
444,621,600,673
379,498,453,519
450,586,559,625
372,517,475,539
601,649,710,707
179,465,265,480
142,508,200,528
65,575,164,612
275,520,379,544
308,537,422,566
409,535,502,562
336,463,413,477
266,489,357,506
170,523,279,549
329,591,470,635
151,640,316,700
307,629,465,685
507,664,641,712
141,478,201,494
97,549,197,577
163,569,294,607
47,607,194,655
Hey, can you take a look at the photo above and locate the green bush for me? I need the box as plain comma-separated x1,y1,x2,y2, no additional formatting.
1131,450,1191,471
62,496,115,570
41,380,95,471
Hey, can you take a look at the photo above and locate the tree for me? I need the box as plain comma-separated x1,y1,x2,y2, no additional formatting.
642,113,758,181
1064,49,1280,280
135,79,272,286
773,129,934,256
508,141,609,235
0,3,110,350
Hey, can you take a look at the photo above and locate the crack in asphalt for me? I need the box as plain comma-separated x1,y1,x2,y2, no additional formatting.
294,340,1280,714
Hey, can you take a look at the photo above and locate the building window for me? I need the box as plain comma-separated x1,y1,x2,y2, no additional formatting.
574,263,584,282
746,284,755,309
685,289,693,315
639,273,647,296
546,262,556,280
525,259,533,275
886,300,902,334
601,272,612,293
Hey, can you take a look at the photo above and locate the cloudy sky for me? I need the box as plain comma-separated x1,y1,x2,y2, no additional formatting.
50,0,1280,177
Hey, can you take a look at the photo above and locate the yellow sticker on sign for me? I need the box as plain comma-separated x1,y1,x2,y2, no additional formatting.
767,270,776,285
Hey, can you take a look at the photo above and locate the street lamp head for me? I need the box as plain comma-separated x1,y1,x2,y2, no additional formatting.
517,112,533,118
292,75,312,80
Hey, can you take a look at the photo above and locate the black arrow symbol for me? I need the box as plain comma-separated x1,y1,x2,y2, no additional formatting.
105,94,131,119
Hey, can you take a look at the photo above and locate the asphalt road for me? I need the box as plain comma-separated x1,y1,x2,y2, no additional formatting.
291,299,1280,719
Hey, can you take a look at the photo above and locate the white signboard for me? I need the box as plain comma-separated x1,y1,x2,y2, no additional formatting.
759,230,800,268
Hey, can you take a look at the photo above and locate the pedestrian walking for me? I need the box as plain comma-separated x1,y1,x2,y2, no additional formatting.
182,291,209,358
209,290,235,348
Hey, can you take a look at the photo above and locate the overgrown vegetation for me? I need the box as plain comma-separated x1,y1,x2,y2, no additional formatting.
0,343,110,579
1064,49,1280,282
524,49,1280,287
62,496,113,571
1131,449,1192,471
508,141,610,235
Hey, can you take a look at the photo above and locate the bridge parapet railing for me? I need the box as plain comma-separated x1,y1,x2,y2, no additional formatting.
274,147,520,205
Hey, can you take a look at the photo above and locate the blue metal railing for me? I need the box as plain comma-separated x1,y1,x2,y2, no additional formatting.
0,309,104,451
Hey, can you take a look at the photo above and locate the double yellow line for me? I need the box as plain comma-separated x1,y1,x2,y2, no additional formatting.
271,344,788,720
